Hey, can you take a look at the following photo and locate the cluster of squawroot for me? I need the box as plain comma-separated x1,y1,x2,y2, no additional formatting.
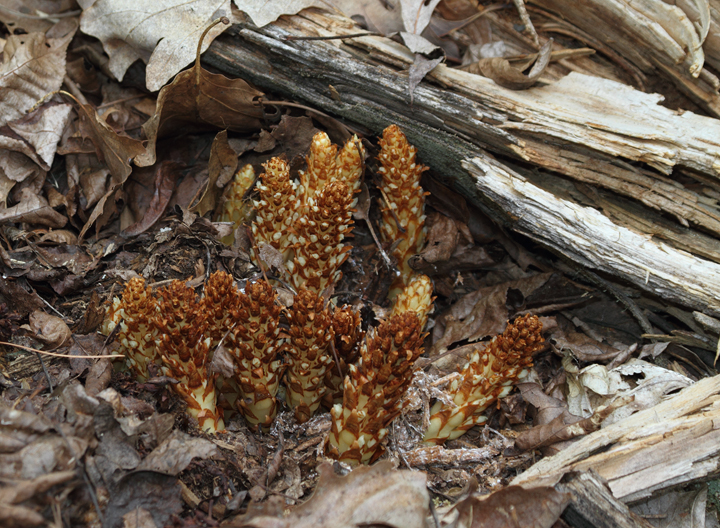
103,126,543,464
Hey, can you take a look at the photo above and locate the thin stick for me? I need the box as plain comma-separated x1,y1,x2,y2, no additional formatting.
512,0,540,47
36,352,53,392
0,341,124,359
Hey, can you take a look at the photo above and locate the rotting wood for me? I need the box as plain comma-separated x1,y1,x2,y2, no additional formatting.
556,471,656,528
204,10,720,316
510,374,720,501
463,156,720,316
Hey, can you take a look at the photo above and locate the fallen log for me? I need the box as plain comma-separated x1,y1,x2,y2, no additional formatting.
204,10,720,318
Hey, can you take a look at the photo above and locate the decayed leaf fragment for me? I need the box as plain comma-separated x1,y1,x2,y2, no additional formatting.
449,485,571,528
190,130,239,217
234,461,429,528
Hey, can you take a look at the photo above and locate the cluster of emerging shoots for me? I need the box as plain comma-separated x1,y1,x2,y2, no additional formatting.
104,126,543,464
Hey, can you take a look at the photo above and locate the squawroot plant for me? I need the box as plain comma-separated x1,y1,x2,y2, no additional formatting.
103,125,542,463
423,314,544,444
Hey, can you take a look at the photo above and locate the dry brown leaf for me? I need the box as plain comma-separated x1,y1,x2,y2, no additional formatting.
80,0,236,91
470,39,553,90
136,47,266,167
0,188,67,228
0,152,44,205
75,102,145,184
234,461,428,528
235,0,330,27
190,130,238,216
122,161,182,236
431,273,552,359
24,310,71,349
137,430,218,475
0,1,78,33
0,19,77,127
2,102,73,170
64,153,110,213
72,102,145,239
331,0,404,35
414,211,459,264
449,486,571,528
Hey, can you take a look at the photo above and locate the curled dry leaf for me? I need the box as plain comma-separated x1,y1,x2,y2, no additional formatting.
234,461,429,528
24,310,71,349
74,101,146,239
122,161,182,236
430,273,552,361
400,0,442,34
0,18,77,128
80,0,236,91
136,47,267,167
136,430,218,475
470,39,553,90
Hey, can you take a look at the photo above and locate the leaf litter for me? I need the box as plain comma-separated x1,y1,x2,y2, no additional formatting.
0,1,717,527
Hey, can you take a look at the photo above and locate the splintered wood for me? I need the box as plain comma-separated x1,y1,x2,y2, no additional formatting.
511,374,720,502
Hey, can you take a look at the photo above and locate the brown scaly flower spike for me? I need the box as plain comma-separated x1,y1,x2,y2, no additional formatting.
322,305,363,407
224,279,284,429
252,157,298,262
423,314,544,444
300,131,363,204
153,280,224,432
285,289,334,423
201,270,241,346
251,132,363,293
287,181,354,293
102,277,159,382
377,125,428,299
391,273,433,329
217,164,256,245
326,311,425,465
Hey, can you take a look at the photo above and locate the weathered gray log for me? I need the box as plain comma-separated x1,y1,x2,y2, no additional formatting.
203,10,720,316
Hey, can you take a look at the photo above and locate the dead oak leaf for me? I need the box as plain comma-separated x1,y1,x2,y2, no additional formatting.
73,101,145,239
0,187,67,228
80,0,236,91
0,18,77,128
0,102,73,177
400,0,442,34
